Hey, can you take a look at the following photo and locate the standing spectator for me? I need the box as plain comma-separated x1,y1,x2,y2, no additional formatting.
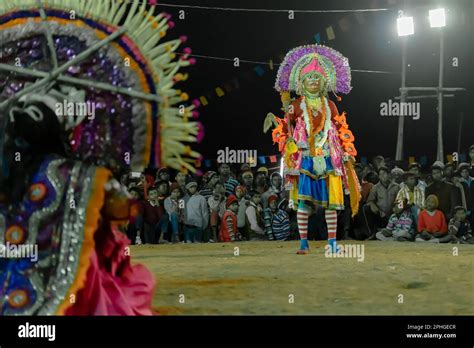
261,172,283,208
443,163,455,184
208,182,226,242
240,171,254,197
239,163,251,182
142,186,169,244
407,162,427,192
245,191,264,240
363,167,400,239
448,206,474,243
218,163,239,196
235,185,249,240
254,167,269,194
425,165,457,220
390,167,404,185
457,163,474,220
416,194,449,243
156,167,171,185
199,171,219,201
371,155,386,173
469,145,474,177
175,172,187,192
396,172,425,226
164,183,184,243
183,178,209,243
219,195,240,242
375,199,415,241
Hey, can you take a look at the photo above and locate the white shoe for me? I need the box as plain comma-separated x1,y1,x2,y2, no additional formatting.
135,236,142,245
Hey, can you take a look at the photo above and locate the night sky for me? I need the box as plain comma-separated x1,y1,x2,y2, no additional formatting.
162,0,473,166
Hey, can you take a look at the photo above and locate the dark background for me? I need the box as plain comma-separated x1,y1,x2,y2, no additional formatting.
160,0,473,165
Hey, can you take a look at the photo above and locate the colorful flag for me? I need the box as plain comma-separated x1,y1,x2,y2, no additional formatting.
254,65,265,77
326,26,335,40
408,156,415,165
338,16,351,32
258,156,266,164
199,96,208,106
215,87,225,97
269,155,277,163
314,33,321,43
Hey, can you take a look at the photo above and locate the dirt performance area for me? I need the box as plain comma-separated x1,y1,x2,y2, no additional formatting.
131,241,473,315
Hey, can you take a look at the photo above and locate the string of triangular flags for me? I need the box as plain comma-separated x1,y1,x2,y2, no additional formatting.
145,0,397,108
196,153,469,169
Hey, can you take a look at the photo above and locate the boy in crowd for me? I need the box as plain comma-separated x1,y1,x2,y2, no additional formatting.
416,194,449,243
396,171,425,225
363,167,400,239
245,190,265,240
263,196,291,241
142,186,169,244
425,165,457,220
235,185,249,240
175,172,187,192
261,172,283,208
156,167,171,185
448,206,474,244
469,145,474,177
127,187,144,245
218,163,239,196
164,183,184,243
208,182,226,242
219,195,241,242
376,199,414,241
183,178,209,243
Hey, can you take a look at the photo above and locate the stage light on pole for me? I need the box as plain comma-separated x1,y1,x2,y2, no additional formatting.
397,16,414,36
429,8,446,28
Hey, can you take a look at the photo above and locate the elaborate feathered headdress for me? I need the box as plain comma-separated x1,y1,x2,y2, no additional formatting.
0,0,202,173
275,44,352,96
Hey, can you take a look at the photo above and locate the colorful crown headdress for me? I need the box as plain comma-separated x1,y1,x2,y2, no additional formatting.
275,44,352,95
0,0,202,173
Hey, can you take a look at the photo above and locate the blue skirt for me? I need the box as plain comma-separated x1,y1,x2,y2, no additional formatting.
298,156,334,205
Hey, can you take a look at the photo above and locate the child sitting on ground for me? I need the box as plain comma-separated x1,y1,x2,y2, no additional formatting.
376,199,414,241
219,195,241,242
416,194,449,243
448,206,474,244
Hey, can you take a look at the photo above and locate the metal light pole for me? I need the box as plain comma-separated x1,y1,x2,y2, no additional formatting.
436,29,444,162
395,37,407,161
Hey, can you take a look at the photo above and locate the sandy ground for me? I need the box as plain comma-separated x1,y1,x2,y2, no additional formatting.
131,241,474,315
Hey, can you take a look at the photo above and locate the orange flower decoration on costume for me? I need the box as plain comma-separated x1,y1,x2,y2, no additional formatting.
272,117,288,153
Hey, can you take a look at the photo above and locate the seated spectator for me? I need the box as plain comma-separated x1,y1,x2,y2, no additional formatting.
363,167,400,239
263,196,291,241
183,177,209,243
207,182,226,242
127,187,144,245
390,167,404,185
142,186,169,244
164,183,184,243
425,165,457,220
457,163,474,221
245,191,265,240
416,194,449,243
261,172,283,208
219,195,241,242
376,199,414,241
396,171,425,226
235,185,249,240
448,206,474,244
